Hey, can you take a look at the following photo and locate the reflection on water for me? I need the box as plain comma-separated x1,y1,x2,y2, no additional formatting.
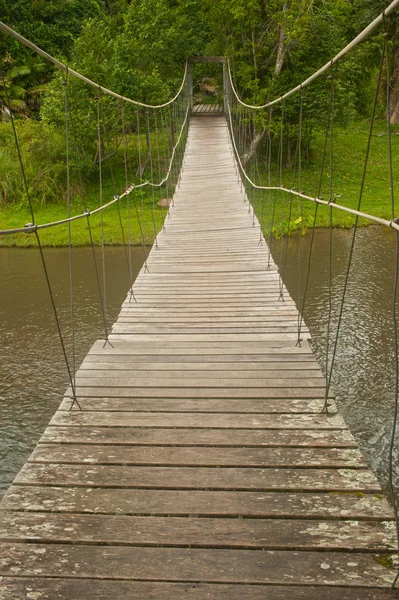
0,246,144,497
271,226,399,491
1,228,399,499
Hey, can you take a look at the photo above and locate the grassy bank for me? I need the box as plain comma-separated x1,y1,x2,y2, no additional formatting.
0,184,166,248
1,118,398,247
251,118,399,237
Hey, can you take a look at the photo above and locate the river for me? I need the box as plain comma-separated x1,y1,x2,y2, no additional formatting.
1,227,398,498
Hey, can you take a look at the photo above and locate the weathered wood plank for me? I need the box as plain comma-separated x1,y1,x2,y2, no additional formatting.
14,463,382,492
1,512,395,551
58,397,329,413
50,411,344,429
73,375,325,388
0,544,395,586
0,579,397,600
40,426,356,447
29,444,365,468
2,486,391,519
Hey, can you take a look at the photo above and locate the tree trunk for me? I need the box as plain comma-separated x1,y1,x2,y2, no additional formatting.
252,30,258,80
286,139,291,168
242,129,266,166
389,46,399,124
274,4,287,77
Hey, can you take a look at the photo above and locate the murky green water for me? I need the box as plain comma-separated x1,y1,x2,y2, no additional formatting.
1,227,399,499
0,246,145,497
271,226,399,492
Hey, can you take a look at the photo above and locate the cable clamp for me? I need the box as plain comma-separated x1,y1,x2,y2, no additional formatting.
84,209,91,217
24,223,37,233
114,195,120,201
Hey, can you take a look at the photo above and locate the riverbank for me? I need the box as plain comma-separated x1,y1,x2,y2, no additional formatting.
1,119,398,246
0,191,166,247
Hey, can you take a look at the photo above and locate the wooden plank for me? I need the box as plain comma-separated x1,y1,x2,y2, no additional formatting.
80,360,322,371
2,486,391,519
29,444,365,468
69,387,330,399
59,397,329,413
40,426,356,447
0,544,395,586
14,463,382,492
0,579,396,600
50,412,344,429
73,376,325,388
1,512,394,550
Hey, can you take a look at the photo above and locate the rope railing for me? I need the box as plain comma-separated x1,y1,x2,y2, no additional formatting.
225,100,399,233
0,21,188,109
225,4,399,589
0,102,191,236
0,22,191,420
227,0,399,110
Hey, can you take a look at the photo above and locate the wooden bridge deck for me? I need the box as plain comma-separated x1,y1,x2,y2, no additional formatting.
0,116,398,598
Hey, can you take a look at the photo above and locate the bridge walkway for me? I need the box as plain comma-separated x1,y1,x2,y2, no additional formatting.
0,116,397,598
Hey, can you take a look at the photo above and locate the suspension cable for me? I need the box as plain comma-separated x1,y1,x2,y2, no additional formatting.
0,66,82,410
0,21,188,109
322,38,386,413
63,72,78,410
0,100,190,237
68,89,111,344
225,98,399,233
226,0,399,110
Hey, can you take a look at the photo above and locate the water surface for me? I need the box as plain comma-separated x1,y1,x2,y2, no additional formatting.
271,226,399,491
1,228,399,499
0,246,144,497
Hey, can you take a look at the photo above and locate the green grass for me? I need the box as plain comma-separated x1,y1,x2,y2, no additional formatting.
0,181,168,247
250,118,399,236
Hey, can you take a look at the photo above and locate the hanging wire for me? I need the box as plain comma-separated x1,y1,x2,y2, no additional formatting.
98,100,136,303
279,95,302,305
297,64,336,347
322,39,387,413
146,111,160,249
160,110,172,219
258,105,270,243
382,12,399,588
296,88,304,346
154,111,166,231
0,67,81,410
68,89,112,345
252,116,263,229
324,63,336,413
96,95,111,345
135,110,149,272
120,100,134,287
63,71,78,410
277,101,286,300
266,108,274,266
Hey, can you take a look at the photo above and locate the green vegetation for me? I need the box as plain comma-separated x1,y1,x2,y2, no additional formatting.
249,119,399,238
1,0,398,246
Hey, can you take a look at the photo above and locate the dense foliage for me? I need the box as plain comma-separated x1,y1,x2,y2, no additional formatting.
0,0,397,209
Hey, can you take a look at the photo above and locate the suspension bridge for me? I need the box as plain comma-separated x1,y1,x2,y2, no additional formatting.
2,3,399,598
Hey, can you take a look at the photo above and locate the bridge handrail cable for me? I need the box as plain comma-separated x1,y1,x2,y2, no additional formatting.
227,0,399,110
0,101,190,236
0,21,188,109
226,100,399,233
